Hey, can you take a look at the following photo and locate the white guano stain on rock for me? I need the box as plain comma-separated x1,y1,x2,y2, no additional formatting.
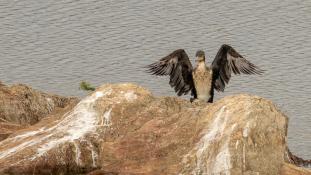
14,127,46,140
102,108,112,127
191,106,231,174
0,128,46,147
36,90,111,158
243,143,246,170
180,106,238,175
124,91,137,102
243,122,250,138
235,140,240,150
46,97,55,112
0,88,112,163
0,140,35,159
0,132,54,160
211,123,236,175
73,141,81,166
91,149,98,167
87,140,98,167
212,141,231,174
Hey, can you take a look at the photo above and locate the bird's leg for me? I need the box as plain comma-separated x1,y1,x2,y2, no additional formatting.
190,97,195,103
208,90,214,103
190,98,204,103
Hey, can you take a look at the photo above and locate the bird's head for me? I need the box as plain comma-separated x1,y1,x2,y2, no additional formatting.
195,50,205,63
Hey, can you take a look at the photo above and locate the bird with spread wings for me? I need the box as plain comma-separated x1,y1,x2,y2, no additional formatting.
146,44,263,103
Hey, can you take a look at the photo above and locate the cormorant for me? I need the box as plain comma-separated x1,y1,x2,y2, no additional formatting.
146,44,263,103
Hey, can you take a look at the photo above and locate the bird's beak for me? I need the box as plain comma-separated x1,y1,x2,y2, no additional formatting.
195,57,199,63
196,57,204,62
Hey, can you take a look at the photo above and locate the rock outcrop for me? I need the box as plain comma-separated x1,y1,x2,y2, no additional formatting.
0,122,25,141
281,163,311,175
0,83,310,175
0,82,78,125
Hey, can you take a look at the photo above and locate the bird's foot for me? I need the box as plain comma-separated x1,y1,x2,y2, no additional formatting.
190,98,202,103
190,98,201,103
190,98,196,103
190,98,213,104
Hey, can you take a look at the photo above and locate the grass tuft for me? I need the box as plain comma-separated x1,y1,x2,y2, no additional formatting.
79,81,96,91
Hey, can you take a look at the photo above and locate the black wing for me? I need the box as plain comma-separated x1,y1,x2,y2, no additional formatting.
211,44,264,92
146,49,196,97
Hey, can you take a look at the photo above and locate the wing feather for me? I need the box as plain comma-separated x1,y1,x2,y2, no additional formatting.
146,49,195,97
211,44,264,92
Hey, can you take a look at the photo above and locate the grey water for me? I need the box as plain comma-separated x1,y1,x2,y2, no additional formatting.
0,0,310,159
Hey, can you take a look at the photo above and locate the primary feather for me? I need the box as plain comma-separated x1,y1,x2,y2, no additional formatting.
146,49,196,97
211,44,264,92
